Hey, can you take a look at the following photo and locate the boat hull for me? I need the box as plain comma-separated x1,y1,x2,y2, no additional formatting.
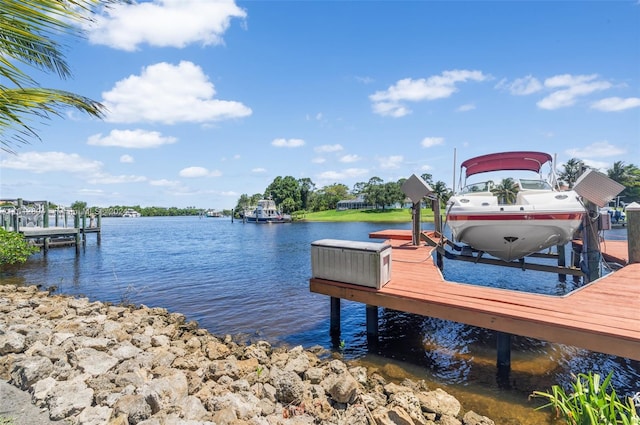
447,211,583,261
246,216,291,224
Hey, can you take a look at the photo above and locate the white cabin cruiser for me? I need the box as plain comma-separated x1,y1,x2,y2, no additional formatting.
245,198,292,223
446,151,585,262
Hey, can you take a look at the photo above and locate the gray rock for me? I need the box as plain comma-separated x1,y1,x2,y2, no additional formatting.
10,356,53,390
114,394,152,424
0,330,26,355
75,405,113,425
462,410,495,425
326,372,359,404
141,371,189,413
417,388,461,418
72,347,119,376
46,376,94,420
270,368,305,405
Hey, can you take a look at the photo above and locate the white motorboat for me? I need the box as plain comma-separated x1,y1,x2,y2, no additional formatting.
122,209,141,218
445,151,585,261
245,198,292,223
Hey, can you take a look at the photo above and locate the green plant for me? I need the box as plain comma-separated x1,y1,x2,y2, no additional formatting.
256,366,264,377
339,340,346,350
0,228,39,268
531,372,639,425
0,415,15,425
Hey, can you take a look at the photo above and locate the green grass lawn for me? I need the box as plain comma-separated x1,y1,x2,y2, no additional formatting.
294,208,435,223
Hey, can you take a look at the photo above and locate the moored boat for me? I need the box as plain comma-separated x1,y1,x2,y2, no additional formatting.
205,209,223,218
245,198,291,223
122,209,141,218
445,151,585,261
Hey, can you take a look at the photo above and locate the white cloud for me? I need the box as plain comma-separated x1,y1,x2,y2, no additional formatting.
0,151,103,174
581,159,611,170
120,154,134,163
312,157,326,164
537,74,612,110
252,167,267,173
370,70,489,117
566,141,626,158
88,175,148,184
378,155,403,169
315,144,343,153
498,75,543,95
591,97,640,112
457,103,476,112
339,154,361,163
421,137,444,148
179,166,222,178
317,168,369,180
272,138,305,148
87,0,246,51
420,164,433,171
149,179,181,187
355,76,374,84
102,61,252,124
88,129,177,148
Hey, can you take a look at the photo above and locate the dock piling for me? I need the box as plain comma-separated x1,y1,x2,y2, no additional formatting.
627,202,640,264
366,305,379,348
557,244,566,282
496,332,511,370
330,297,341,338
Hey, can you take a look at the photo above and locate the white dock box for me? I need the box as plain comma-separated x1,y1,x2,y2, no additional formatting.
311,239,392,289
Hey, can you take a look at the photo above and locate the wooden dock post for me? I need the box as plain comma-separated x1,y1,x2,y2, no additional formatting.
557,244,567,282
583,201,602,283
626,202,640,264
366,305,379,348
412,202,421,245
43,201,49,228
496,331,511,370
97,211,102,245
330,297,341,338
433,197,443,270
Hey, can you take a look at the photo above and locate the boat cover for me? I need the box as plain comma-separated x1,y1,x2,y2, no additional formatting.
461,151,553,177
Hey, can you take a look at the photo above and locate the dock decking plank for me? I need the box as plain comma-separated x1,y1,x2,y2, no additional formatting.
310,231,640,361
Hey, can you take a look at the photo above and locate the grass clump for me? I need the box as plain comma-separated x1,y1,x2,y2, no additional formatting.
531,371,639,425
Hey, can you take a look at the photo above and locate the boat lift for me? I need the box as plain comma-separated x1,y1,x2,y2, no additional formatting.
419,230,586,278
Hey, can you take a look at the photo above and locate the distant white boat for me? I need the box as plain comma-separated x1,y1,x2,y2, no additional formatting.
122,209,141,218
446,151,585,262
245,198,291,223
205,210,223,218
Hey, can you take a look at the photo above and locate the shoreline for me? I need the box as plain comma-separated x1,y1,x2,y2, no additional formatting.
0,284,496,424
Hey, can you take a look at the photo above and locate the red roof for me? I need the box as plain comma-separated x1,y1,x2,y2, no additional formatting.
461,151,553,177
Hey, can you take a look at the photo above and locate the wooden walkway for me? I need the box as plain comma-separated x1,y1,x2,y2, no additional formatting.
310,230,640,361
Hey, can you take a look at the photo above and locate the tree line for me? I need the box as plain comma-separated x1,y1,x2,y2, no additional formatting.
233,174,452,215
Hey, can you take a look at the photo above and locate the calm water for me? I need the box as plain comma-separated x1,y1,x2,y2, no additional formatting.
2,217,638,424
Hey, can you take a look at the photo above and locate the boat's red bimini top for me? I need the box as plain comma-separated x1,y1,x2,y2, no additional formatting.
461,151,553,177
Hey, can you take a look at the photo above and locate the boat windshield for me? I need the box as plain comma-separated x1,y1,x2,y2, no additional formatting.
519,179,552,191
460,181,493,194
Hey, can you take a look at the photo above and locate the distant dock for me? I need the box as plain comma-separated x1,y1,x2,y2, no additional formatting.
1,199,101,253
310,228,640,368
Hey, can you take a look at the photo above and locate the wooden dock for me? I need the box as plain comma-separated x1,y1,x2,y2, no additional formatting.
1,199,101,252
309,229,640,362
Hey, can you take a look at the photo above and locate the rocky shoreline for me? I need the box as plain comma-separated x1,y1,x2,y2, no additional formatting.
0,285,495,425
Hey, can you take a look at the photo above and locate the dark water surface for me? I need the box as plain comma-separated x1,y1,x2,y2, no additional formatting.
3,217,638,424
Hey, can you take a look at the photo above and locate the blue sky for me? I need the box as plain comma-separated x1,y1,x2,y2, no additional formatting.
1,0,639,209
